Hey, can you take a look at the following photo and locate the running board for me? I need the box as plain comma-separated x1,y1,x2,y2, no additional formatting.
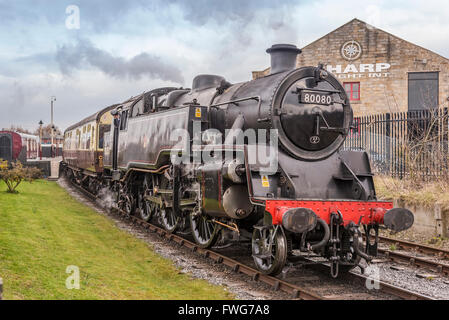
144,195,196,207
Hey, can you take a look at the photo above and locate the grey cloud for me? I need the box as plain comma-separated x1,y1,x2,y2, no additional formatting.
11,81,26,111
165,0,302,26
0,0,302,32
15,52,57,69
0,3,15,23
0,0,153,33
55,39,184,83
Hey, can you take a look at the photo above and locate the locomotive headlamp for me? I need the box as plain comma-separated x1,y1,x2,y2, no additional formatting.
282,208,317,234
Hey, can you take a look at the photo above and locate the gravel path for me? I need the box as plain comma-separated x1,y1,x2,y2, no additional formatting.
352,257,449,299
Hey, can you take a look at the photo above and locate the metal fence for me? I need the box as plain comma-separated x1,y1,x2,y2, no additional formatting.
343,108,449,180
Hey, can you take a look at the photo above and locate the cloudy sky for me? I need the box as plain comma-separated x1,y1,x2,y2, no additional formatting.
1,0,449,132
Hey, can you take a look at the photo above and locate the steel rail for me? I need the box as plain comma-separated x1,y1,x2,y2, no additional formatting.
378,248,449,277
363,234,449,276
376,235,449,259
349,272,434,300
300,258,434,300
66,179,434,300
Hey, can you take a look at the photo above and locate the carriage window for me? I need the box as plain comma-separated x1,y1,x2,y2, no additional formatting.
131,99,144,117
91,126,95,149
98,124,110,149
86,127,91,149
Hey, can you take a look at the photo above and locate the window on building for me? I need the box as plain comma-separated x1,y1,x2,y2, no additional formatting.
344,82,360,101
408,72,439,111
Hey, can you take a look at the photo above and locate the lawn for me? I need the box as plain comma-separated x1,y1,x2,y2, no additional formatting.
0,180,233,300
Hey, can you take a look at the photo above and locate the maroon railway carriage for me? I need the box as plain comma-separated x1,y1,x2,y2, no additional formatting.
0,131,39,163
62,104,117,191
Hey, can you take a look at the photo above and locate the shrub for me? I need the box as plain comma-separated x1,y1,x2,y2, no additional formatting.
0,160,42,193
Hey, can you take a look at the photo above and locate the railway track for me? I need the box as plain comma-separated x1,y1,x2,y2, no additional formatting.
63,178,434,300
364,235,449,277
377,235,449,259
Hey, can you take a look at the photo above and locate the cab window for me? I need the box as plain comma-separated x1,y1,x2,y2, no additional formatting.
131,99,144,117
120,110,128,130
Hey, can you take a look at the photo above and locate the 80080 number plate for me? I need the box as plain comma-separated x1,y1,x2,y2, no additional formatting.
300,91,333,105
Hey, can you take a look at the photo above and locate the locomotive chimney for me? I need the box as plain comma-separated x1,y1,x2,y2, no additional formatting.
266,44,302,74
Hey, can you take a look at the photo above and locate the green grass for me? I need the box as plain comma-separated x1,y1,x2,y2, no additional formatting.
0,180,233,300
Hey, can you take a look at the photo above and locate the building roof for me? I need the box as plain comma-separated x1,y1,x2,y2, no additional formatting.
303,18,449,62
253,18,449,75
64,104,117,133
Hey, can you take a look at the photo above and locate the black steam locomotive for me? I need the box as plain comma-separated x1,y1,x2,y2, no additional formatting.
62,44,414,277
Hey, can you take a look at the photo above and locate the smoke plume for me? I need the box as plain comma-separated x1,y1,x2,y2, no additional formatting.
56,39,184,84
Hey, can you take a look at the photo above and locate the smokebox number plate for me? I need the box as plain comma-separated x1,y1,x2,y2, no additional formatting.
300,92,333,105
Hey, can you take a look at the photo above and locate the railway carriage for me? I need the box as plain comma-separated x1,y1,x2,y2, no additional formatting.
62,44,414,277
0,131,39,163
62,104,117,191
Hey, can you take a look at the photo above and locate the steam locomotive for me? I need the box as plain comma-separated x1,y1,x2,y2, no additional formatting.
62,44,414,277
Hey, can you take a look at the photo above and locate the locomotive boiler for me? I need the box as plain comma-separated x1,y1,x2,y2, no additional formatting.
62,44,414,277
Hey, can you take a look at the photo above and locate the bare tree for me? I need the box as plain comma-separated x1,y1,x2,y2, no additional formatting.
1,125,32,134
0,160,42,193
33,124,62,136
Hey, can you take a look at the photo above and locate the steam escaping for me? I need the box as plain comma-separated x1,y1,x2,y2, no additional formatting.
97,186,117,210
56,39,184,84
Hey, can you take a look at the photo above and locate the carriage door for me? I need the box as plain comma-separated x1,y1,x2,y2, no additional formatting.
408,72,439,111
0,134,12,161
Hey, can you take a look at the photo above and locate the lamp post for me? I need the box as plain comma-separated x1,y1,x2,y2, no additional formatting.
50,96,56,157
38,120,43,160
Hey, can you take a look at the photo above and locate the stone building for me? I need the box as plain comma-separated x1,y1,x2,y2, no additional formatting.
253,18,449,116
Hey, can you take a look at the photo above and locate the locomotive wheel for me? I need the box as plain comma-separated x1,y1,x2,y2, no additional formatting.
160,207,179,233
118,183,134,216
139,194,156,222
139,176,156,222
190,212,220,248
118,193,133,216
93,179,103,195
158,172,181,233
252,225,287,276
